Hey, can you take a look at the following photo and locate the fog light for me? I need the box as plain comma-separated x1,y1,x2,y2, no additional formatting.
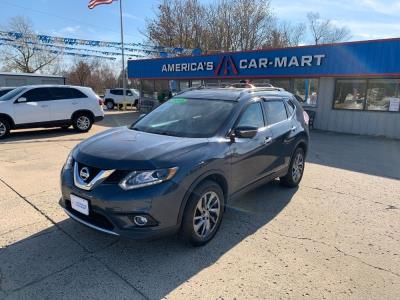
133,215,148,226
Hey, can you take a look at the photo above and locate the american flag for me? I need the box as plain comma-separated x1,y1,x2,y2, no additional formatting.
88,0,116,9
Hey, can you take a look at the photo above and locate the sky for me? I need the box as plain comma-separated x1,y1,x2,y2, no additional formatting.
0,0,399,46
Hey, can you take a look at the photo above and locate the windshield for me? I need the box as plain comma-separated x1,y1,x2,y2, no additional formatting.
0,87,26,101
0,89,14,98
132,98,236,138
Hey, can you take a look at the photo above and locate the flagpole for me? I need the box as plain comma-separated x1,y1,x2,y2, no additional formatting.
119,0,126,102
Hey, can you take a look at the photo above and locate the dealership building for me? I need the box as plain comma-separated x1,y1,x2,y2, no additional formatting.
128,38,400,139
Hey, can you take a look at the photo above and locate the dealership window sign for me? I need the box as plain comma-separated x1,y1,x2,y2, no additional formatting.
128,39,400,79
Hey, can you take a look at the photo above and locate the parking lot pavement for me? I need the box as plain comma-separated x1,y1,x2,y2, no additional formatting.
0,110,399,299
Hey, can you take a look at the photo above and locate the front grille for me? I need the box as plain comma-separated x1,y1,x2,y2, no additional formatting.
76,162,102,183
65,200,114,230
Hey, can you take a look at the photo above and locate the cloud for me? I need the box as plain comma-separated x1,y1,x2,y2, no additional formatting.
122,12,144,22
359,0,400,16
271,0,400,41
59,25,81,34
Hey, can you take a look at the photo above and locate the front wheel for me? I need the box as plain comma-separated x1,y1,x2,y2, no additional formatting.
180,180,225,246
72,114,93,132
0,118,10,139
280,148,305,188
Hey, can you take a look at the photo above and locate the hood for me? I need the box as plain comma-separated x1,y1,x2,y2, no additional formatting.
74,127,209,170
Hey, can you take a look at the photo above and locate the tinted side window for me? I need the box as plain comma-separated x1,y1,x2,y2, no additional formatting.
70,88,87,98
111,89,123,95
236,102,265,128
264,100,288,125
21,88,52,102
126,90,133,96
286,99,295,116
48,88,72,100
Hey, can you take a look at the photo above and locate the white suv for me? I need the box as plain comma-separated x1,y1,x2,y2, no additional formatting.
104,88,140,109
0,85,104,139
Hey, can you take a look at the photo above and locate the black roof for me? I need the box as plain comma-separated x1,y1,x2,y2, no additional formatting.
178,87,291,101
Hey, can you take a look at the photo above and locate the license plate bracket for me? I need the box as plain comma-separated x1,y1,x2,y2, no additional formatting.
70,194,89,216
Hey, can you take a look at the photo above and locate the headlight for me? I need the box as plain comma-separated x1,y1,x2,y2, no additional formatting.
64,151,74,170
119,167,178,190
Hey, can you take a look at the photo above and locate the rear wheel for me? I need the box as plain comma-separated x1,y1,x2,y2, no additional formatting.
72,113,93,132
105,99,115,110
0,118,10,139
280,148,305,188
180,180,224,246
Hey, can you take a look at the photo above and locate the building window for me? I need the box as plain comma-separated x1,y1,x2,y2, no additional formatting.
333,79,367,110
270,79,291,91
366,79,400,111
333,78,400,112
294,78,319,107
179,80,190,91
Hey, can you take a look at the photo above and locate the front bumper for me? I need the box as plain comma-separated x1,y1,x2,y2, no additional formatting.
59,167,185,240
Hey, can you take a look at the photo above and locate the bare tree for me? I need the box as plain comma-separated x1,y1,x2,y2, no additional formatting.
307,12,351,45
145,0,275,52
1,16,60,73
267,21,306,48
64,59,118,94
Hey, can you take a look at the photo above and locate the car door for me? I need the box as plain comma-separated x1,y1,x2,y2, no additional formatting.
230,101,276,193
112,89,123,103
49,87,87,121
262,99,294,172
13,87,52,124
47,87,73,121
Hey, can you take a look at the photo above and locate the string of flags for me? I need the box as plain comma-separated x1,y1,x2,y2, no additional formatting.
0,31,202,58
0,41,117,61
0,37,145,58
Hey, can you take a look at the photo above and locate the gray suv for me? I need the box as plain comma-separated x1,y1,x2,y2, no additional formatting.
60,87,309,246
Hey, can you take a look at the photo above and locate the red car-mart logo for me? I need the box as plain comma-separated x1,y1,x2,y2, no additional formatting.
214,55,238,76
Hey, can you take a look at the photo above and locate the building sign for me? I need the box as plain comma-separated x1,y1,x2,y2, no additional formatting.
128,39,400,79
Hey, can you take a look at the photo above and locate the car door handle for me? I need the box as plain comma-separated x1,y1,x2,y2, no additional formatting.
41,104,49,108
264,137,272,145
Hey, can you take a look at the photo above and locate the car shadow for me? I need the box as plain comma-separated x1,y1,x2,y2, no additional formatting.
307,130,400,180
0,180,297,299
0,127,85,144
0,111,140,144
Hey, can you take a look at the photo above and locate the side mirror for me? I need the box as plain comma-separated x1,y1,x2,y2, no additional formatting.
17,97,27,103
234,126,258,139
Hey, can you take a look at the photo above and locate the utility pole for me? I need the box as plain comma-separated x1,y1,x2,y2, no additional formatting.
119,0,126,102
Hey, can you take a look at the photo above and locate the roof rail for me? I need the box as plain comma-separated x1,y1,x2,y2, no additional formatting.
237,86,285,99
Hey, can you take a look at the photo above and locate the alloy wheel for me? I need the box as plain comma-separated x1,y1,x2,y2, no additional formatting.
106,102,114,109
0,121,6,137
292,152,304,183
193,191,221,238
77,116,90,131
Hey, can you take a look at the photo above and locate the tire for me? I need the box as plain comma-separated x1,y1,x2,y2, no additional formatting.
180,180,225,247
0,118,10,139
72,113,93,133
105,100,115,110
280,147,305,188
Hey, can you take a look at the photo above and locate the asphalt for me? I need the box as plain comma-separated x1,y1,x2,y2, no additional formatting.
0,110,399,299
